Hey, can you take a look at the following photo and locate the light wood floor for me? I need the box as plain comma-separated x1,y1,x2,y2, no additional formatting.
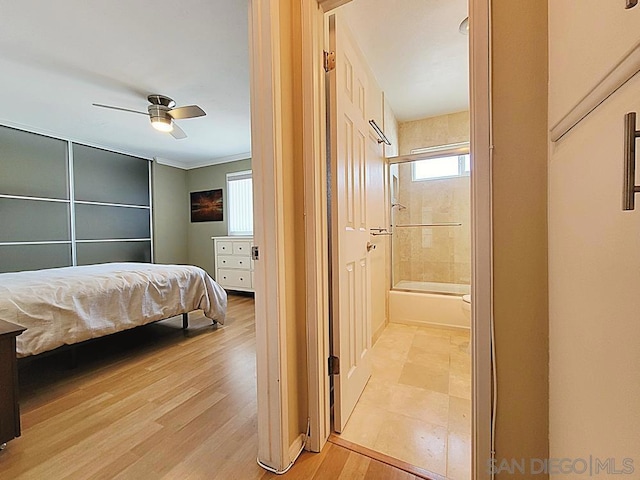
0,294,422,480
336,323,471,479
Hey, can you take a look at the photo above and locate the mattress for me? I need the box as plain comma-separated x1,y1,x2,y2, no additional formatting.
0,263,227,357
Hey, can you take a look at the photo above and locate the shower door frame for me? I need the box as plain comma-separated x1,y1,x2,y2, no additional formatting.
389,144,472,297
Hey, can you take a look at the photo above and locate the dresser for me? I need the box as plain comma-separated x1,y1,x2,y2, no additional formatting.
212,236,254,293
0,320,25,449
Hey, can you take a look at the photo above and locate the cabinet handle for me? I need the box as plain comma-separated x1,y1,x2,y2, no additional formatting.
627,0,638,9
623,112,640,210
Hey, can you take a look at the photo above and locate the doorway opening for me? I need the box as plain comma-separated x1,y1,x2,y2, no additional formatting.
325,2,472,478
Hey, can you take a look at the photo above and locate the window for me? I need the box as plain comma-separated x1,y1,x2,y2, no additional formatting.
226,170,253,236
412,154,470,181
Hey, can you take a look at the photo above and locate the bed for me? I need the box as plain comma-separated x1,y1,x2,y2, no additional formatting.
0,263,227,358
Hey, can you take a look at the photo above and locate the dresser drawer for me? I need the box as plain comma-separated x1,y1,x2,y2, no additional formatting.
232,241,252,255
217,269,252,289
212,236,254,293
216,241,233,255
217,255,251,269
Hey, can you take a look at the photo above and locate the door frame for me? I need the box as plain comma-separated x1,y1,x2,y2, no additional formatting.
301,0,495,476
250,0,493,477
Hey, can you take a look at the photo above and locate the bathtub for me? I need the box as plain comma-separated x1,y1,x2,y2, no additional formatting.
388,289,470,329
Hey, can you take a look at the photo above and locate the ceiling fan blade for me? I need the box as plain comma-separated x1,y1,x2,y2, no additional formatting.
92,103,148,116
167,105,206,120
170,123,187,140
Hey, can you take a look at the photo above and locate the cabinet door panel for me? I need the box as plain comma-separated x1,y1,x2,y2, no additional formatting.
549,1,640,123
0,125,68,200
73,144,150,206
0,198,70,242
75,204,150,240
0,244,72,273
549,73,640,462
76,241,151,266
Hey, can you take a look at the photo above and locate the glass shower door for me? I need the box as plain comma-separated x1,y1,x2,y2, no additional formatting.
390,157,471,295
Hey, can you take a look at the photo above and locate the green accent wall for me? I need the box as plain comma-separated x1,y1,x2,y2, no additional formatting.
152,163,189,265
152,158,252,274
186,159,252,276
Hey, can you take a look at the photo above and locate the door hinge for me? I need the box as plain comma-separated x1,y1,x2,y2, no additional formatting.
251,246,259,261
328,355,340,375
324,50,336,72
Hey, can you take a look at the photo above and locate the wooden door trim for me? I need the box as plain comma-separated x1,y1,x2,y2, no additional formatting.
301,0,330,454
249,0,290,472
469,0,493,478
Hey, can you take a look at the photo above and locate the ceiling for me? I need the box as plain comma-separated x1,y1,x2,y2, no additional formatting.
0,1,467,170
342,0,469,122
0,0,251,169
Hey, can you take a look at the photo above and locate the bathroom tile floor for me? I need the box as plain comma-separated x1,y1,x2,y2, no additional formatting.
336,322,471,479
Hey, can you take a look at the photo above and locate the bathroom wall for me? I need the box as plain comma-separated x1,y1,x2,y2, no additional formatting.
398,111,470,155
394,111,471,288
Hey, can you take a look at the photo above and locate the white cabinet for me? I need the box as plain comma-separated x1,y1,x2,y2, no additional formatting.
212,236,254,293
549,1,640,124
549,1,640,466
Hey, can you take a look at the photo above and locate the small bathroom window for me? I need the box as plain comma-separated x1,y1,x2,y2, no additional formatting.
412,154,470,181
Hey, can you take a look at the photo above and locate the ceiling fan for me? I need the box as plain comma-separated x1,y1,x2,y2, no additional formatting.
92,94,206,139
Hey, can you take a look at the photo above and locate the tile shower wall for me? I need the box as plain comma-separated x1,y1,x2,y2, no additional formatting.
398,111,470,155
393,112,470,287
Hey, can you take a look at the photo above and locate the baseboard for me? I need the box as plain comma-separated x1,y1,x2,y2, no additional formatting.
372,320,387,345
390,318,470,331
288,433,306,463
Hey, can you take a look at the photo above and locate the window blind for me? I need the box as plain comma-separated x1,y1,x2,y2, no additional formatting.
227,171,253,236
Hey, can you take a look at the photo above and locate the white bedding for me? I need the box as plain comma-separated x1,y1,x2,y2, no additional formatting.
0,263,227,358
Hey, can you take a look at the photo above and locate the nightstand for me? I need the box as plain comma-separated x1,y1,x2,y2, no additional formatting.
0,319,26,449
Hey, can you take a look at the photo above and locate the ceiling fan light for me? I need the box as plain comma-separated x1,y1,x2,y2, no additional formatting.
151,116,174,133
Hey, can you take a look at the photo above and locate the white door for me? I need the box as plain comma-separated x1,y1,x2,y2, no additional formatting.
328,13,372,433
549,1,640,466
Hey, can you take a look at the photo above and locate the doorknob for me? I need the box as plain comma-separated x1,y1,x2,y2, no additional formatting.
623,112,640,210
366,242,376,252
